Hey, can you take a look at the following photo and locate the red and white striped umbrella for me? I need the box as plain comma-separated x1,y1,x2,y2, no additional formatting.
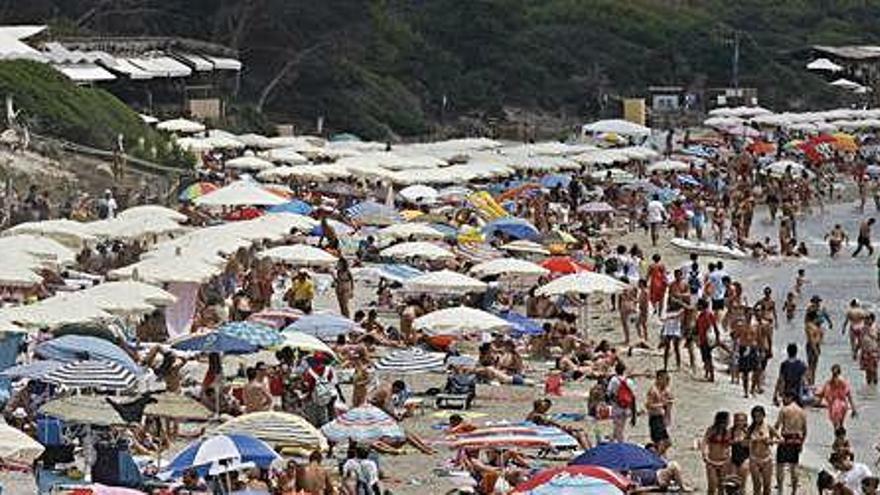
447,433,550,450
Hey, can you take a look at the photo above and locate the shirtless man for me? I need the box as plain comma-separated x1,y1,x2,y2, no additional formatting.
667,269,695,369
843,299,869,360
853,218,876,257
775,393,807,495
826,224,849,258
645,370,674,456
618,281,637,345
754,316,774,395
736,314,760,399
805,309,825,386
753,287,779,332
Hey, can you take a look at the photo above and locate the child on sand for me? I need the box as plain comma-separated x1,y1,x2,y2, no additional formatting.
637,279,650,341
795,269,806,296
783,292,797,322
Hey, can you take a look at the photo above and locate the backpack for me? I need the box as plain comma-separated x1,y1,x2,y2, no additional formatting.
614,378,635,409
308,367,336,406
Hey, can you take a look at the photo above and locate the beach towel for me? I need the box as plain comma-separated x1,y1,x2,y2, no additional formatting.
164,282,199,339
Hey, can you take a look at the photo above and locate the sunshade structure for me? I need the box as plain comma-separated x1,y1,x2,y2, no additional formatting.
278,331,337,359
536,272,628,297
216,412,328,452
483,218,541,241
258,244,337,267
0,360,63,380
447,424,576,451
0,294,111,327
157,118,205,133
380,241,455,261
321,405,404,444
454,242,503,264
377,223,445,240
764,159,813,178
4,219,96,249
513,465,631,495
542,256,590,275
578,201,614,214
179,182,219,201
172,332,258,354
218,321,284,348
284,314,362,342
67,281,177,316
807,58,844,72
41,393,211,424
346,201,402,226
583,119,651,137
404,269,488,294
248,307,304,329
267,200,313,216
501,240,550,256
374,348,446,374
570,442,666,471
354,264,423,284
414,306,511,335
35,335,139,373
470,258,549,278
194,180,287,207
0,234,77,265
0,423,45,463
225,156,275,171
117,205,188,223
398,184,439,203
647,159,689,173
43,360,137,392
164,433,281,478
261,147,310,164
447,432,551,450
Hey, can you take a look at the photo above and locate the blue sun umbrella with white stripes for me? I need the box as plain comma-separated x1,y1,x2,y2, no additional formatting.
217,321,283,348
163,433,281,478
172,332,257,354
374,348,446,375
283,314,362,342
321,405,404,444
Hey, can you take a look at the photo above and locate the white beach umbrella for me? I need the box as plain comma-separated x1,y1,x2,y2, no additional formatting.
225,156,276,171
807,58,843,72
500,240,550,256
380,241,455,261
259,244,337,267
398,185,439,203
764,160,812,178
0,423,44,463
404,269,487,293
830,78,862,90
117,205,187,223
470,258,549,278
0,235,76,265
85,216,187,241
157,118,205,133
583,119,650,136
1,296,111,327
414,306,511,335
261,147,310,164
374,348,447,374
647,159,689,173
377,223,445,241
535,272,628,297
0,262,42,287
194,181,287,207
588,168,636,183
71,281,177,315
175,137,214,152
4,219,95,249
237,133,274,149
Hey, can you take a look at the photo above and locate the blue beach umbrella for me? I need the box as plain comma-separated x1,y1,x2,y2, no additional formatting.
172,332,257,354
217,321,283,348
496,310,544,337
540,174,571,189
570,442,666,471
163,433,280,478
35,335,139,374
267,200,313,215
483,217,542,241
284,314,361,342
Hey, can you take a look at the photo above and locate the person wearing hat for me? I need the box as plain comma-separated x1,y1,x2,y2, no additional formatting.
286,269,315,314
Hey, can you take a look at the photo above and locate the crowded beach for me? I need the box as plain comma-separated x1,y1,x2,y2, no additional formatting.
1,109,880,494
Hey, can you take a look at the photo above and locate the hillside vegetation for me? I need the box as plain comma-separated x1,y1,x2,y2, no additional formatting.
0,60,193,167
8,1,880,139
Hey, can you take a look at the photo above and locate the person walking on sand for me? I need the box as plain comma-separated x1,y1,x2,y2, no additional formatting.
647,254,668,316
775,392,807,495
857,313,879,386
607,361,636,442
853,218,876,257
645,370,673,456
748,405,780,495
701,411,731,495
843,300,869,360
646,194,666,247
334,257,354,318
816,364,858,430
774,343,807,407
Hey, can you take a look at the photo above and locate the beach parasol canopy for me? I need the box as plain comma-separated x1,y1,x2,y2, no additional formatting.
321,405,404,443
284,314,362,342
483,218,541,241
267,200,313,216
157,118,205,133
248,307,304,329
501,240,550,256
470,258,549,278
807,58,843,72
583,119,650,137
164,433,281,478
380,241,455,261
830,78,863,90
578,202,614,214
647,159,689,173
35,334,139,373
173,332,258,354
195,181,288,207
179,182,219,201
216,411,328,452
278,330,337,359
70,281,177,315
218,321,284,348
377,223,445,241
346,201,402,226
43,360,137,391
398,184,439,203
414,306,511,335
258,244,337,267
764,159,813,178
570,442,666,471
261,147,311,164
225,156,275,171
4,219,96,249
404,269,488,294
0,360,63,380
448,432,551,450
374,348,447,374
536,272,628,296
541,256,590,275
117,205,188,223
512,465,631,495
0,423,45,463
0,234,77,265
41,393,211,424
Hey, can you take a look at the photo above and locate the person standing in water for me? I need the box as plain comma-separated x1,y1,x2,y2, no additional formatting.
826,224,849,258
853,218,876,257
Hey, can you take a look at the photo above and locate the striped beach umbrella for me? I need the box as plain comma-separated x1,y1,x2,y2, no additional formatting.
374,348,446,374
172,332,257,354
346,201,401,226
284,314,361,342
449,424,577,450
164,433,281,478
179,182,219,201
447,432,551,450
35,335,139,373
216,412,328,452
218,321,283,348
247,308,304,329
455,242,503,264
321,405,404,444
43,360,137,391
513,465,631,495
278,331,337,359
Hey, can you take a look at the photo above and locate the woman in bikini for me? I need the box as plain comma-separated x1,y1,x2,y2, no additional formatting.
748,405,779,495
702,411,732,495
729,412,750,489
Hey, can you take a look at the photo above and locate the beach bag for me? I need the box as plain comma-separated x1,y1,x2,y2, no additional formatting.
544,372,563,396
309,367,336,406
614,378,635,409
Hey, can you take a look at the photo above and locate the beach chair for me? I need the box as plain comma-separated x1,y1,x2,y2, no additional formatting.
436,373,476,410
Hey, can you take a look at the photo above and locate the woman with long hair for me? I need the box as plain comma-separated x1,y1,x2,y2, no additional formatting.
702,410,731,495
748,405,779,495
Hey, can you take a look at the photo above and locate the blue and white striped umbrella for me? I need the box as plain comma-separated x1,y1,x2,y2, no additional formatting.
321,405,404,443
376,264,423,283
0,360,63,380
217,321,283,348
374,348,446,374
164,433,281,478
43,360,137,391
35,335,139,374
283,314,362,342
345,201,401,226
172,332,257,354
